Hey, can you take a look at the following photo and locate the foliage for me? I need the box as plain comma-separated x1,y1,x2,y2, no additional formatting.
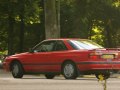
61,0,120,48
0,0,43,54
0,0,120,54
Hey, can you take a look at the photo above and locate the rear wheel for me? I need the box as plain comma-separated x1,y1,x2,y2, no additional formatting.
62,61,78,79
45,74,55,79
11,62,24,78
95,73,110,80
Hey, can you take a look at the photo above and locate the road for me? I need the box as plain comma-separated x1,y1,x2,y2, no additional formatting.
0,69,120,90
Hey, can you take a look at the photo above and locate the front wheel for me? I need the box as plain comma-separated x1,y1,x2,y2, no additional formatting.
62,61,78,79
11,62,24,78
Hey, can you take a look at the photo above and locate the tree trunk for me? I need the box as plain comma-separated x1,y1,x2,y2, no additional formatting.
19,14,24,52
19,0,25,53
105,20,113,48
8,16,14,55
44,0,60,39
8,2,15,55
56,0,60,37
39,0,45,41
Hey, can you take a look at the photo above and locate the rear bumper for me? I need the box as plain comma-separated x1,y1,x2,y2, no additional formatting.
77,61,120,73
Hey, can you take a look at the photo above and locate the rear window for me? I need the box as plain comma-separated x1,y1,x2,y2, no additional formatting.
68,39,104,50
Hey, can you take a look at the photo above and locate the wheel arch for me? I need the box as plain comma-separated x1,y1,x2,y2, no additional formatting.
10,59,24,71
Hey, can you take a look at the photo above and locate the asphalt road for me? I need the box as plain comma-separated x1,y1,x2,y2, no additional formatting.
1,69,120,90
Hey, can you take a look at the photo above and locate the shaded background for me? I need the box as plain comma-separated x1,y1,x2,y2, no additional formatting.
0,0,120,55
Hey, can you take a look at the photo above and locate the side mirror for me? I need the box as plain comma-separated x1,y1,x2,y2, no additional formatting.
29,48,34,53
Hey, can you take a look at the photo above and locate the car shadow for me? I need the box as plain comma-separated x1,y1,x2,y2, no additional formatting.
21,77,97,81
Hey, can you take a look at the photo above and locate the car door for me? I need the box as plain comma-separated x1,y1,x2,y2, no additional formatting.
24,40,56,72
46,40,68,72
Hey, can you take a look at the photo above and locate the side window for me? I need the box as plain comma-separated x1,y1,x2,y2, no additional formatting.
55,41,67,51
34,41,56,52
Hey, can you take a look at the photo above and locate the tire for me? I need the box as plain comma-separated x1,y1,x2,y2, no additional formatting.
11,62,24,78
95,73,110,80
45,74,55,79
62,61,78,79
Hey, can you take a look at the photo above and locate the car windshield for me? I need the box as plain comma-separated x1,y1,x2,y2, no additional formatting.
69,39,104,50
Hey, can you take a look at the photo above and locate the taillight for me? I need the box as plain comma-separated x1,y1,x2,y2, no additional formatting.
117,52,120,58
89,52,101,60
89,55,99,59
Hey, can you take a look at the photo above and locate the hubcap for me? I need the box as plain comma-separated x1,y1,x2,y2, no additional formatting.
12,64,19,76
64,64,74,77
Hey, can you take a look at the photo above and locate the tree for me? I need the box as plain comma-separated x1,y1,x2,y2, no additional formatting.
44,0,60,39
60,0,120,48
8,0,16,55
0,0,120,54
18,0,25,53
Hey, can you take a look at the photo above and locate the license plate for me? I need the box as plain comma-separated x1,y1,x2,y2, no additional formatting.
101,54,114,59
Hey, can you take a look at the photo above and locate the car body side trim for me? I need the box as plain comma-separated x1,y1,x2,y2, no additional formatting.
23,63,61,66
77,62,120,64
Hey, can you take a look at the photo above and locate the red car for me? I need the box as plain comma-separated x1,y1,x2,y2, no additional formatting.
3,39,120,79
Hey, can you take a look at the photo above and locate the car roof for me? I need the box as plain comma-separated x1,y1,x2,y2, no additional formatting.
44,38,88,41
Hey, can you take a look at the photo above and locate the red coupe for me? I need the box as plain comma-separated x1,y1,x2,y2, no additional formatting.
3,39,120,79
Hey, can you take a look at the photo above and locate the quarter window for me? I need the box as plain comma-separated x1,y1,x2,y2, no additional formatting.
55,41,67,51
